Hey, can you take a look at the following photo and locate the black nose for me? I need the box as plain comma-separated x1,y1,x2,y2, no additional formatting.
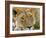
27,26,32,30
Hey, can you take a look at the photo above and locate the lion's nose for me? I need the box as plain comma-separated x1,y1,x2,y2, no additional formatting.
27,26,32,30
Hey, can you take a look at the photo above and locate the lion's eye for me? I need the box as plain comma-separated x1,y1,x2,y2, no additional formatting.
21,15,25,19
21,17,24,19
30,15,32,17
28,14,32,17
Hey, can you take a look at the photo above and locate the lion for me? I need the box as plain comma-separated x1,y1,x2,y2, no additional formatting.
13,8,36,30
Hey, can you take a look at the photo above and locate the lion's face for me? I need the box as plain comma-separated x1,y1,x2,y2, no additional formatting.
13,8,35,30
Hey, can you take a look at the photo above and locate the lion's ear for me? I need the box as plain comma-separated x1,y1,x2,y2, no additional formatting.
15,8,21,13
15,8,24,13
